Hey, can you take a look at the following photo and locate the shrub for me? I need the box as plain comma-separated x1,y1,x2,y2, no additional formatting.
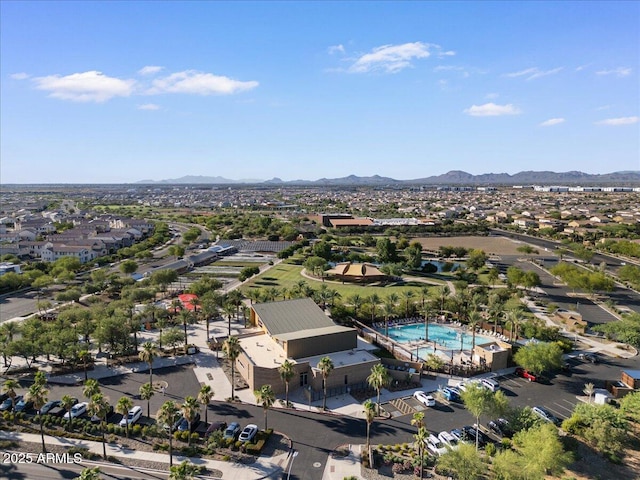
190,432,199,444
132,424,142,436
485,443,496,457
222,454,231,461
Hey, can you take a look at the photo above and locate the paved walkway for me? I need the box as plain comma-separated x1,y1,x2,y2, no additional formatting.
0,430,287,478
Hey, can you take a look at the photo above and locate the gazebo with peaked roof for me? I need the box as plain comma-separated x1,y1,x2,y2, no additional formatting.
325,262,387,283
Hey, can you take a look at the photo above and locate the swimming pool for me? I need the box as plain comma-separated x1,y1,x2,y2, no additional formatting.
376,322,491,351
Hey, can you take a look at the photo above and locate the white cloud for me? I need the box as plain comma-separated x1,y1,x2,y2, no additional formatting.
328,44,345,55
575,63,592,71
485,93,499,100
505,66,563,80
596,67,632,77
464,103,521,117
440,50,456,57
595,116,638,126
540,118,565,127
33,71,135,102
137,103,160,110
348,42,432,74
148,70,258,95
11,72,30,80
138,66,164,76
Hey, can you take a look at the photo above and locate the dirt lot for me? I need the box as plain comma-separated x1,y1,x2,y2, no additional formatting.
414,235,542,257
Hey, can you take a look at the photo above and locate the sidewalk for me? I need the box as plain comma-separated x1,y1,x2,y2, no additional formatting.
0,430,287,479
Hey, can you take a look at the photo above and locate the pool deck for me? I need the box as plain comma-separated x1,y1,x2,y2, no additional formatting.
369,318,507,363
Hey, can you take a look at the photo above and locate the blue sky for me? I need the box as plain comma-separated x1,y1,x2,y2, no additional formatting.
1,1,638,184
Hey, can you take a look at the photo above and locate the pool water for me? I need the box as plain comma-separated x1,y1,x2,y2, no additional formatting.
377,322,491,351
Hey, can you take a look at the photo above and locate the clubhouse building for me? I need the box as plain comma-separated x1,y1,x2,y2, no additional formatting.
236,298,380,397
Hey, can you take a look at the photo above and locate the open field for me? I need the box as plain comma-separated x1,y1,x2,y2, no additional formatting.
240,263,446,300
414,235,542,256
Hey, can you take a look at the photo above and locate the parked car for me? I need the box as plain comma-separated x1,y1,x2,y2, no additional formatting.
532,406,560,425
64,402,88,420
426,434,447,456
238,424,258,443
119,406,143,427
0,395,20,412
440,387,460,402
40,400,62,415
481,378,500,392
461,425,490,447
487,418,513,437
451,428,472,444
413,391,436,407
223,422,241,440
175,412,201,432
49,398,78,417
579,353,599,364
205,420,227,438
515,367,537,382
14,397,34,413
437,431,459,450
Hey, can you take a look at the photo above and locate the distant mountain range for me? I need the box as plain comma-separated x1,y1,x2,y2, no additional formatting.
137,170,640,186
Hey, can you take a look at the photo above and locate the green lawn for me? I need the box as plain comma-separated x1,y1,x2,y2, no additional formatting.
240,264,446,300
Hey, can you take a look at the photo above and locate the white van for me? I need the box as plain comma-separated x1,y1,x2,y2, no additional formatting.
119,405,143,427
481,378,500,392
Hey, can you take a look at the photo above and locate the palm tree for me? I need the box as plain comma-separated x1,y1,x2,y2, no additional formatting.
223,304,235,337
363,399,376,451
197,385,214,425
223,336,241,401
317,356,334,411
383,298,396,338
26,382,48,452
181,396,200,446
505,308,524,341
78,350,91,382
367,363,390,416
348,294,363,320
368,293,381,323
584,382,595,403
178,310,196,349
139,382,155,418
421,303,432,344
440,285,451,314
76,466,102,480
278,359,295,407
254,384,275,430
468,310,483,357
82,378,100,400
61,394,76,432
2,379,20,416
88,393,110,459
116,396,134,438
414,426,429,480
402,290,415,318
411,411,425,430
139,341,159,387
157,400,182,467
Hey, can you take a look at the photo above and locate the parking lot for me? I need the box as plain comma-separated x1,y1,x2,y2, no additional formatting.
374,353,633,446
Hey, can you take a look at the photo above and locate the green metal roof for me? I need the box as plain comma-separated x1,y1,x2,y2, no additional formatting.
252,298,335,335
274,325,354,342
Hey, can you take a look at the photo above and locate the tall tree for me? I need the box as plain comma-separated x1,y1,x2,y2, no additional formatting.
157,400,182,467
116,396,134,438
197,385,214,425
87,393,110,459
461,383,508,450
278,359,295,407
414,425,429,480
139,341,159,387
367,363,390,416
26,380,48,453
317,356,334,411
437,443,487,480
223,336,241,401
363,399,376,452
2,379,20,417
181,396,200,446
75,467,102,480
254,384,275,430
139,382,155,418
82,378,101,400
61,394,76,431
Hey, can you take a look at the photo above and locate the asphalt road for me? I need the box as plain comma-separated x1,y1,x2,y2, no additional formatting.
1,458,174,480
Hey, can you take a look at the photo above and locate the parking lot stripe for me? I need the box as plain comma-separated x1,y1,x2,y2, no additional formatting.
553,402,574,414
546,405,566,419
